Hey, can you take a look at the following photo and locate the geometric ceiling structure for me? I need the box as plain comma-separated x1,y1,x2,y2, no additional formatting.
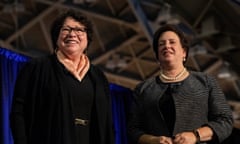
0,0,240,105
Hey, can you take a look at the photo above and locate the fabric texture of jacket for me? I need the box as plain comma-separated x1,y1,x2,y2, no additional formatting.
128,71,233,144
10,54,114,144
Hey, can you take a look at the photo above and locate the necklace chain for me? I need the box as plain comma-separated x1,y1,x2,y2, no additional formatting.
160,67,186,81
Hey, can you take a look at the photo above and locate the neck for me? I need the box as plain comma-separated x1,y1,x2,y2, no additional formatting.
160,67,187,81
57,50,84,69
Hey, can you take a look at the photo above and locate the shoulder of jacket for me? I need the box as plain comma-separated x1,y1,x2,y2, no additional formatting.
190,70,216,79
189,71,216,88
135,77,157,93
28,55,52,65
89,64,105,76
20,55,54,74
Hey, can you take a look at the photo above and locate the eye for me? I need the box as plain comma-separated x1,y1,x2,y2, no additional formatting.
61,27,70,32
75,28,86,33
61,26,87,35
158,42,165,46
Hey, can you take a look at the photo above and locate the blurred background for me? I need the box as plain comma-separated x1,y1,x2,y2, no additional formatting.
0,0,240,130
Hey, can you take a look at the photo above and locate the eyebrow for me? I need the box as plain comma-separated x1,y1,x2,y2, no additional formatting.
62,25,85,29
159,39,176,42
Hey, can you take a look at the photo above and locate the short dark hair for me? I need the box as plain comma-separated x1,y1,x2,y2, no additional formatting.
50,9,93,51
152,24,189,63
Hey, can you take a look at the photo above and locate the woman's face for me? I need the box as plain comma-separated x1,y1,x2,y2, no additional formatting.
57,17,88,55
157,31,186,66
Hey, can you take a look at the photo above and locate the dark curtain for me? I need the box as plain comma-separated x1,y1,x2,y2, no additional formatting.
0,47,29,144
110,84,133,144
0,47,132,144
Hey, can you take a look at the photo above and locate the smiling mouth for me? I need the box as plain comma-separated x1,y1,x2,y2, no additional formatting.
163,50,173,55
65,40,78,44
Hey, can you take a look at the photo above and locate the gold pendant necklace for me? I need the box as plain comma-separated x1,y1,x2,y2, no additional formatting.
160,67,186,81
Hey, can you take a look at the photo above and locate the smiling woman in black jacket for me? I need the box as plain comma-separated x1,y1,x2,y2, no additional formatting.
10,9,114,144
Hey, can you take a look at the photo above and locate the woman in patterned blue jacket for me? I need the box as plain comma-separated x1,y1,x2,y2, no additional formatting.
127,24,233,144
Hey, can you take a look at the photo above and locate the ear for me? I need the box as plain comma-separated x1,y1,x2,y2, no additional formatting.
83,48,88,54
182,48,187,57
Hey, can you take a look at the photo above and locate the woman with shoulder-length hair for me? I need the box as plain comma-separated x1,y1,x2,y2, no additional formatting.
10,9,115,144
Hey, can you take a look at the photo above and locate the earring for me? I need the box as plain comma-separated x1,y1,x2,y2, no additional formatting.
183,57,186,62
54,48,58,54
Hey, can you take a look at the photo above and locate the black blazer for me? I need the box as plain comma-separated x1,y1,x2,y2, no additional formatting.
10,55,114,144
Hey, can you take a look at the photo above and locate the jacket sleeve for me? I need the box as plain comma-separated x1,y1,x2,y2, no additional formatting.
91,65,115,144
205,75,233,142
10,59,42,144
127,83,146,144
10,62,32,144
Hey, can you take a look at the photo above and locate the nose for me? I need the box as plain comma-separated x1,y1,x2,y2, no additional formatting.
68,29,77,36
165,41,171,47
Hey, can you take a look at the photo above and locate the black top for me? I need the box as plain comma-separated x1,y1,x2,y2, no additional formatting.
159,85,176,136
63,71,94,144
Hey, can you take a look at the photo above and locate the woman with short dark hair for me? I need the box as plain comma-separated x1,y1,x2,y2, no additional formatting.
10,9,114,144
128,24,233,144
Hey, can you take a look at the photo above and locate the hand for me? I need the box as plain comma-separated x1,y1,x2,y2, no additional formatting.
157,136,173,144
173,132,196,144
139,134,173,144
